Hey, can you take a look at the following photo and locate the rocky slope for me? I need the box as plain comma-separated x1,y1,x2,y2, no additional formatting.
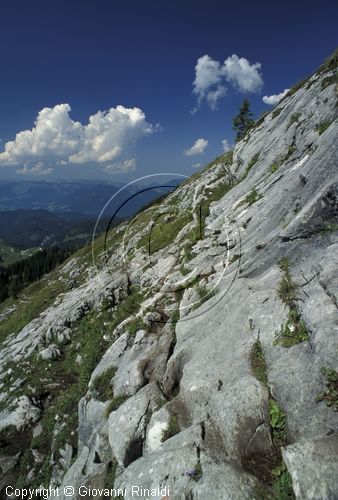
0,52,337,499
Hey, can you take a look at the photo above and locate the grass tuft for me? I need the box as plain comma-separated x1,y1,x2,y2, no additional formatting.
91,366,117,402
287,112,301,129
272,461,295,499
270,162,279,174
316,120,333,135
192,462,203,482
242,153,260,180
162,415,180,442
105,395,129,417
274,258,309,347
250,339,268,385
269,399,287,447
127,317,146,336
316,367,338,410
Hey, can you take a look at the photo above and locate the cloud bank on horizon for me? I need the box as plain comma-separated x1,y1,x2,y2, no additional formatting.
192,54,264,111
0,104,156,175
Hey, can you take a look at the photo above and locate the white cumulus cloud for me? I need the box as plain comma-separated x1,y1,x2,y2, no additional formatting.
221,139,231,152
104,158,136,174
192,54,263,110
193,55,226,109
206,85,227,111
223,54,263,93
16,162,54,176
262,89,290,105
191,162,202,169
184,138,208,156
0,104,155,168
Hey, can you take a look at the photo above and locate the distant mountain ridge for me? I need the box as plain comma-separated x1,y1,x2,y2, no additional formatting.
0,179,181,215
0,179,181,250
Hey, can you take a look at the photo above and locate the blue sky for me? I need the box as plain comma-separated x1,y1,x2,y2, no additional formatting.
0,0,337,182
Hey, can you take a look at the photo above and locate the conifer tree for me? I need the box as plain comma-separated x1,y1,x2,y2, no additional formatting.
233,98,254,142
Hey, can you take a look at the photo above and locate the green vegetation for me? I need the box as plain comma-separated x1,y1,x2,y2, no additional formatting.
250,339,268,385
242,218,251,229
161,415,180,442
182,226,201,263
277,265,297,307
104,459,119,489
233,98,254,142
181,150,233,187
171,308,180,328
318,48,338,90
0,240,39,267
285,146,296,160
137,211,193,254
192,462,203,482
7,280,146,486
270,162,279,174
272,461,295,499
105,395,129,417
274,258,309,347
195,284,209,302
250,337,293,498
280,48,338,102
201,181,233,215
155,398,167,410
274,310,308,348
191,179,234,243
269,399,287,447
272,107,283,119
26,310,112,485
318,48,338,73
0,272,69,345
229,253,241,263
235,188,263,210
242,152,260,180
192,284,215,310
316,367,338,410
321,73,338,90
283,77,310,100
0,424,18,454
245,188,263,206
321,222,338,233
110,285,144,331
250,333,287,447
316,120,333,135
91,366,117,402
287,112,301,129
179,264,191,275
127,317,146,336
269,145,297,176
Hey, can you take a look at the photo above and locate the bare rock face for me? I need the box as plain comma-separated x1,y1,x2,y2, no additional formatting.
114,427,259,500
283,434,338,499
0,395,41,432
112,327,173,397
108,383,162,466
0,56,337,497
38,345,61,360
